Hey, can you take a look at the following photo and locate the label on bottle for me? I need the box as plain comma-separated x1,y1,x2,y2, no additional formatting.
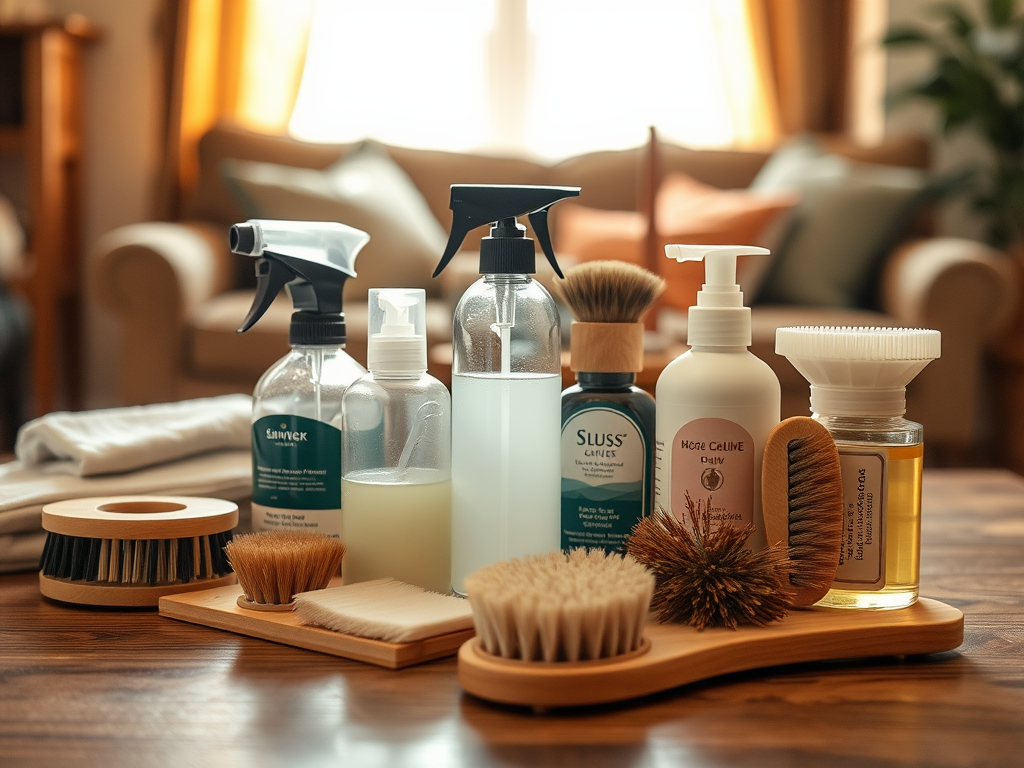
670,418,753,531
833,448,887,589
252,415,342,537
561,404,647,553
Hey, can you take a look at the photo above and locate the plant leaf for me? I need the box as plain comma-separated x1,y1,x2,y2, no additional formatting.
928,2,976,37
987,0,1016,26
882,26,935,47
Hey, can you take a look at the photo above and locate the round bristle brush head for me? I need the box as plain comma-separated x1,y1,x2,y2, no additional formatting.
556,260,666,323
762,417,844,606
464,549,654,662
627,496,791,630
225,531,346,610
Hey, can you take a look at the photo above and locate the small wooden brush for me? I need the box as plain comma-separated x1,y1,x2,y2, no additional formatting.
762,416,845,607
464,548,654,663
39,496,238,607
556,260,666,373
224,531,346,611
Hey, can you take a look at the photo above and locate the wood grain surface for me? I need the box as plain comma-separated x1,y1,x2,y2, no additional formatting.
2,469,1023,767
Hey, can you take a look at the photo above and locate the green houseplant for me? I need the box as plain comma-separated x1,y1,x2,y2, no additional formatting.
885,0,1024,245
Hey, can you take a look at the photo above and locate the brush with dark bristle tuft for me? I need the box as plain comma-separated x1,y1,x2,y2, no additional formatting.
464,548,654,662
626,494,791,630
224,531,346,610
762,416,845,607
556,260,666,323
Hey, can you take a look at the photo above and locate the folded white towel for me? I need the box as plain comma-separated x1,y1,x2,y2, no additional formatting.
15,394,252,476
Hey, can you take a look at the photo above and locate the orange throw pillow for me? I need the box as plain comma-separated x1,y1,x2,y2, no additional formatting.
554,173,798,311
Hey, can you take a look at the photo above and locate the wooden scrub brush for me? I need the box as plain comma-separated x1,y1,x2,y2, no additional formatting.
761,416,844,606
224,530,346,611
39,495,238,607
463,548,654,663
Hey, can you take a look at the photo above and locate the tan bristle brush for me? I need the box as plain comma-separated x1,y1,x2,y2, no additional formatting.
224,531,345,611
556,260,666,372
762,416,845,606
464,548,654,663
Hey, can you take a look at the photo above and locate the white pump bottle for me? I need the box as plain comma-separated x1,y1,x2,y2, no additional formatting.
655,245,780,550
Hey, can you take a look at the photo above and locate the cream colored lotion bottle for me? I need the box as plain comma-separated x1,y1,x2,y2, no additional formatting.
655,245,780,550
776,326,940,609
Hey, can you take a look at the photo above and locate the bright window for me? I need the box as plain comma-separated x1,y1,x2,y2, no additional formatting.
289,0,774,158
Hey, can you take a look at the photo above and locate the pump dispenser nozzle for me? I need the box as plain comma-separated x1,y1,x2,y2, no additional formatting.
665,244,770,348
230,219,369,345
433,185,580,278
367,288,427,374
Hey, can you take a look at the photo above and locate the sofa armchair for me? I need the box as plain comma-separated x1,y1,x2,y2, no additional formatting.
91,123,1015,458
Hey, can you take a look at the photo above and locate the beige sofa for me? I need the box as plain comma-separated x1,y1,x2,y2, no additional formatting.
91,124,1015,459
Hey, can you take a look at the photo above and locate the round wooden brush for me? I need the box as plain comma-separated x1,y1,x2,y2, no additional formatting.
464,548,654,662
39,496,237,607
225,531,346,611
556,260,666,372
762,416,845,607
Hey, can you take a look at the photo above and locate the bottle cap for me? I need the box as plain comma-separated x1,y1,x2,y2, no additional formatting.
664,244,769,348
367,288,427,374
776,326,941,417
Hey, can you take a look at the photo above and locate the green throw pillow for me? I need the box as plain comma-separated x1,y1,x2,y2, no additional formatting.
752,136,928,308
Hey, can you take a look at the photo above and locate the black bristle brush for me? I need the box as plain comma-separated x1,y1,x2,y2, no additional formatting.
39,496,238,607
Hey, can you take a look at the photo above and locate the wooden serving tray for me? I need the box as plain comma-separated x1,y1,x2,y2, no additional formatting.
458,598,964,708
159,583,474,670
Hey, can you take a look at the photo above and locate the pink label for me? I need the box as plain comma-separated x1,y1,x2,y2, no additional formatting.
670,418,754,531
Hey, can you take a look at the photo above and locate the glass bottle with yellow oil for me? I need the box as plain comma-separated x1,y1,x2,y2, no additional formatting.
775,327,941,609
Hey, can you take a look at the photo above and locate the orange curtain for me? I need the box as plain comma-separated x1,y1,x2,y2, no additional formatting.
156,0,313,219
746,0,853,136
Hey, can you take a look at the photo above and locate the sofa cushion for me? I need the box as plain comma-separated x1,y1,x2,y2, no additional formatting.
187,290,452,379
221,142,448,302
752,136,929,309
554,173,797,309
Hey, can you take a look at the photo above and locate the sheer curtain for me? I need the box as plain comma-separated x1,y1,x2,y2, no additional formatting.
287,0,780,158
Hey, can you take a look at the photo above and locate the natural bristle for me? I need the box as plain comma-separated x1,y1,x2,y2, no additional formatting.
556,260,666,323
224,531,345,606
627,496,791,630
762,417,844,607
465,549,654,662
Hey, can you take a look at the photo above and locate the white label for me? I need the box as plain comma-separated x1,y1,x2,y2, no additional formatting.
834,449,887,589
252,502,343,538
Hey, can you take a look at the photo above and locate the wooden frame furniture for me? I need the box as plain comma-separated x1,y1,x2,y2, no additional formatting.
0,17,100,415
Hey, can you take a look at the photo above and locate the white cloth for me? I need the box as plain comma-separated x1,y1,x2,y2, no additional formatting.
15,394,252,476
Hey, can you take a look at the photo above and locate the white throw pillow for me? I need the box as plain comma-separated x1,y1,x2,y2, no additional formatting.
752,136,928,308
221,142,448,302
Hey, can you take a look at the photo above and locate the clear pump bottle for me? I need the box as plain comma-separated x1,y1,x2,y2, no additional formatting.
231,219,369,537
776,326,940,609
341,289,452,593
433,184,580,595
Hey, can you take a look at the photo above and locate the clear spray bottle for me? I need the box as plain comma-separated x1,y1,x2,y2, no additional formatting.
433,184,580,595
230,219,369,537
341,289,452,593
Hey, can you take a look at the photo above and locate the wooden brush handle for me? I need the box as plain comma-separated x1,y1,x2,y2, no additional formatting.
570,322,644,373
458,599,963,708
42,496,238,539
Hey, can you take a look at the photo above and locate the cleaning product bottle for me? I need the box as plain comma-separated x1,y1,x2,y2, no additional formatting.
776,326,940,609
433,184,580,595
655,244,780,551
230,219,369,537
558,261,665,554
341,288,452,593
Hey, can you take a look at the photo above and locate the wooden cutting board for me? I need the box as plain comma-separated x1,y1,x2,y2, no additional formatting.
458,598,964,708
159,583,474,670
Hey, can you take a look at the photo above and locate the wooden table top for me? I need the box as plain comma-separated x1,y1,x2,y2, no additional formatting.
2,469,1023,767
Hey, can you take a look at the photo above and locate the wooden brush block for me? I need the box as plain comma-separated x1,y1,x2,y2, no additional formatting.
160,583,475,669
570,322,644,373
458,598,963,708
